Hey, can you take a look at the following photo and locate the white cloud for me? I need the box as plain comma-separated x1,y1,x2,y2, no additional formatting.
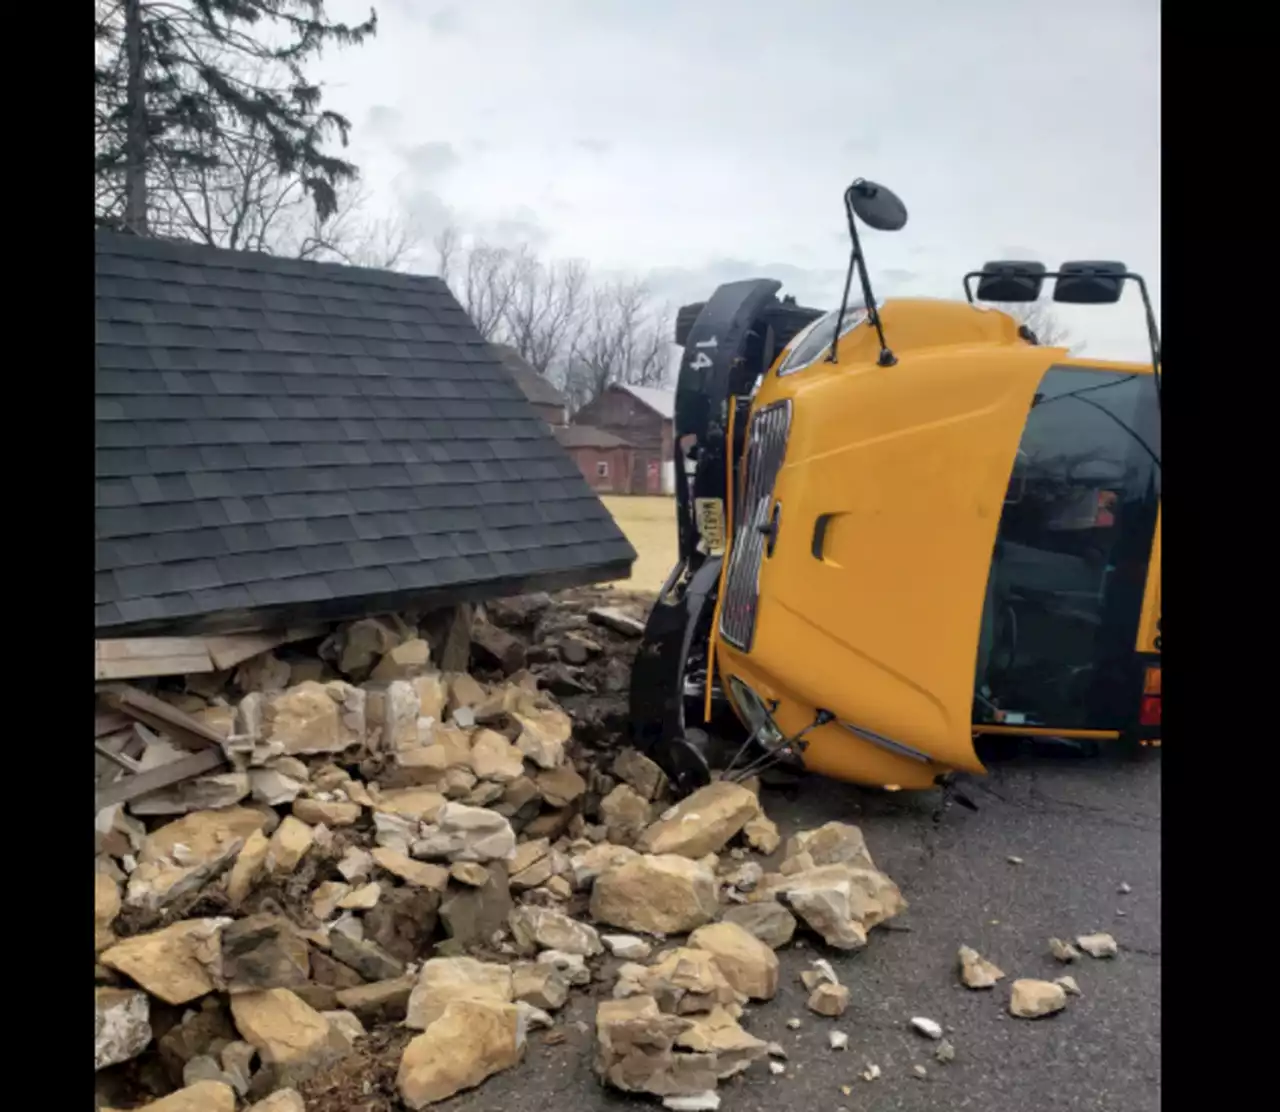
314,0,1159,359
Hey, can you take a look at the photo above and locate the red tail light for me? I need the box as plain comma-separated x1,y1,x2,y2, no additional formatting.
1139,695,1161,727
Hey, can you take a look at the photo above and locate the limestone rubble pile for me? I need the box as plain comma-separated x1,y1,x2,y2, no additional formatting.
92,588,912,1111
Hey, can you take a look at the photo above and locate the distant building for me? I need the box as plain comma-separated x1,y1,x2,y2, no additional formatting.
491,344,568,427
554,425,636,494
571,382,675,495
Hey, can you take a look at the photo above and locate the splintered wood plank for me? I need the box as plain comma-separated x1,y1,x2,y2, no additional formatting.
95,638,214,680
97,684,227,752
203,624,326,670
94,624,328,680
95,710,132,738
93,748,228,812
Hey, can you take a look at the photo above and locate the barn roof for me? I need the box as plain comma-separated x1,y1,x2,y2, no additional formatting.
555,425,635,450
615,382,675,420
94,231,634,635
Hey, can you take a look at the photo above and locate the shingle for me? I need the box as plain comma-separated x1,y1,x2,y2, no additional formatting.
94,230,635,633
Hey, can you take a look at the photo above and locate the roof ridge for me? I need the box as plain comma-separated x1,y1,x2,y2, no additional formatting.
93,228,448,293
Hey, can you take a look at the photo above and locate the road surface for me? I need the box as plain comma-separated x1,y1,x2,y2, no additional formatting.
455,743,1162,1112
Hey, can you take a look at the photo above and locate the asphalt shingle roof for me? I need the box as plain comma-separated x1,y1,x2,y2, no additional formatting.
95,231,635,636
491,344,568,409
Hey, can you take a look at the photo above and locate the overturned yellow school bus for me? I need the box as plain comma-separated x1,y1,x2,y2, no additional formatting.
629,179,1161,793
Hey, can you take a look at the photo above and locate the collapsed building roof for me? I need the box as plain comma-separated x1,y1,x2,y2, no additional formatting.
94,232,635,637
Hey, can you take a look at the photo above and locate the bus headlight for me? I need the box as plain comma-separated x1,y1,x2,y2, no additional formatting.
727,676,786,748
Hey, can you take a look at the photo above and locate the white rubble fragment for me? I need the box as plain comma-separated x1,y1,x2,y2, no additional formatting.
516,1001,554,1030
911,1017,943,1040
1055,975,1082,996
769,1061,786,1075
861,1063,881,1081
1076,932,1118,958
95,989,152,1071
601,934,652,961
662,1093,720,1112
1049,937,1081,963
829,1031,848,1050
809,958,838,986
337,847,374,883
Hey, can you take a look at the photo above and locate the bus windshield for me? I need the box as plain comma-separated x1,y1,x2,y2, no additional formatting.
974,365,1161,730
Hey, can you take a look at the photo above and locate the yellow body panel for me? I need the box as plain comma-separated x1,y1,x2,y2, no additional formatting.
714,298,1156,787
1136,505,1161,654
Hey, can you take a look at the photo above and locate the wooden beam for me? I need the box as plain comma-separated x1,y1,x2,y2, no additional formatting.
95,637,215,680
95,709,132,738
94,625,327,680
93,748,228,812
98,685,227,753
94,742,142,773
203,624,325,670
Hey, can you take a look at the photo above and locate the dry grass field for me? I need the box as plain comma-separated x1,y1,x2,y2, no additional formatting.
600,495,678,593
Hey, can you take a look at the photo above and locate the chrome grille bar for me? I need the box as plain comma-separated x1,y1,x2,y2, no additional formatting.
719,400,792,650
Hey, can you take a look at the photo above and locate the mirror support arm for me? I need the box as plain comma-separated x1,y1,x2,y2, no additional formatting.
829,181,897,367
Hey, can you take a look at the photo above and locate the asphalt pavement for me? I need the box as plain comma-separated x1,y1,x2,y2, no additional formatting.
452,743,1161,1112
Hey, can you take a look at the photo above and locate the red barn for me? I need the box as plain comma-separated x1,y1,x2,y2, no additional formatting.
554,425,636,494
570,383,674,495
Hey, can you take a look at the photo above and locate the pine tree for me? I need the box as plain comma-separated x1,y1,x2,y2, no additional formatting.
95,0,377,235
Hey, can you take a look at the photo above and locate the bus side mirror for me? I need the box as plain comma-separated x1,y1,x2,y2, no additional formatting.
1054,261,1126,304
975,261,1046,302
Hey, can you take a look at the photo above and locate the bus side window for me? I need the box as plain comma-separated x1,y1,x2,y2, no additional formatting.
1005,449,1029,505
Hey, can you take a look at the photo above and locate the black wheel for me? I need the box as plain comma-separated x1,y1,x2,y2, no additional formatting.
674,302,707,347
662,728,714,796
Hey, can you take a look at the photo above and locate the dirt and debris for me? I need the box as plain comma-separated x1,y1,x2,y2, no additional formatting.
94,586,924,1110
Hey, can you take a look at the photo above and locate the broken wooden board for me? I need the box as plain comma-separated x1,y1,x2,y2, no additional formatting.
97,685,227,752
94,748,228,812
95,637,214,680
94,625,325,680
203,625,324,670
95,709,133,738
94,687,233,812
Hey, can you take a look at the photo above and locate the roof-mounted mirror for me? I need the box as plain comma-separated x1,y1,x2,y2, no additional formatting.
1054,260,1126,305
974,261,1046,302
847,179,908,232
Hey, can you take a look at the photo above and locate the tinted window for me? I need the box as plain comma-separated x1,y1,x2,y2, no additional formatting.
777,304,869,376
975,367,1161,729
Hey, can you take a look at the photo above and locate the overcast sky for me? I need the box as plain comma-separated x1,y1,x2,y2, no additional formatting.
313,0,1160,361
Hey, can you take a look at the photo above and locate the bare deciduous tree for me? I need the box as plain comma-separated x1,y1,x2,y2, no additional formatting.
994,299,1079,350
148,133,421,267
506,253,590,375
561,279,672,412
432,229,674,408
